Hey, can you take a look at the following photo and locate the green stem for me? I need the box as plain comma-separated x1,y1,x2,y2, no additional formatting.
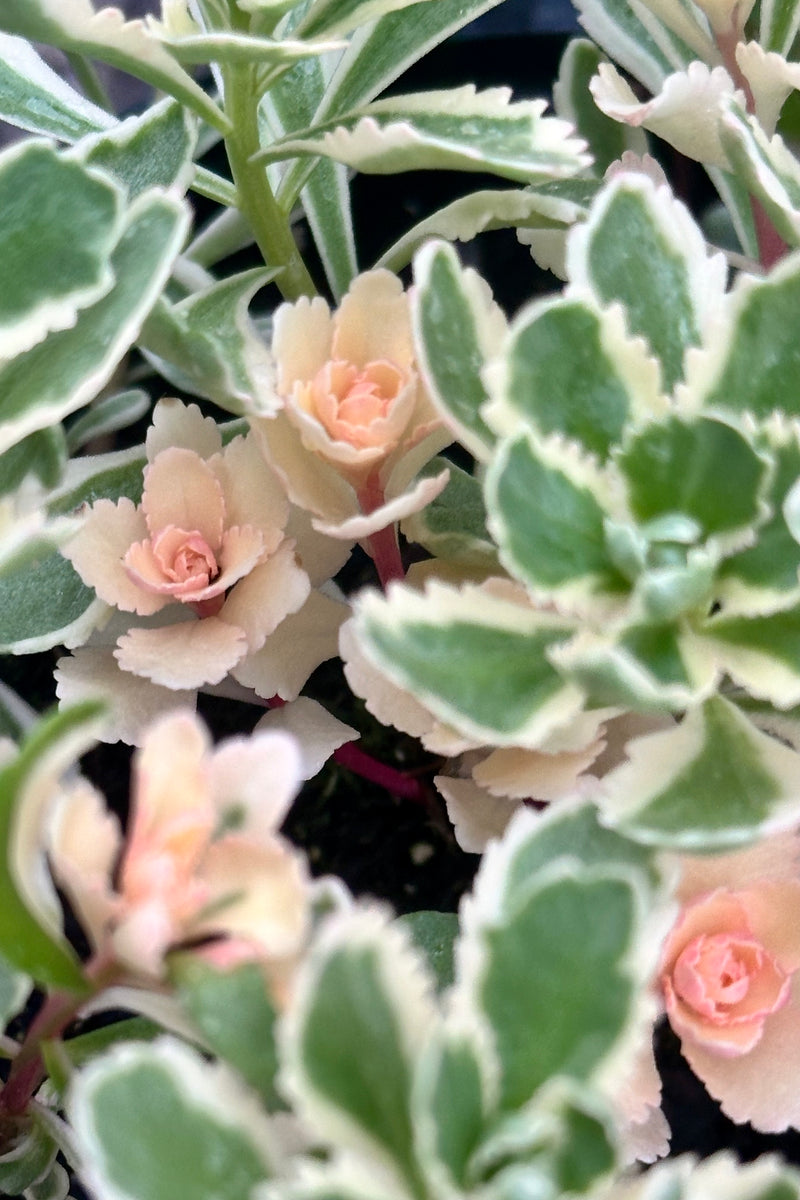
222,64,317,300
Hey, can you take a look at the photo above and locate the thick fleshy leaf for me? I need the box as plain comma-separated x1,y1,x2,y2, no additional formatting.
156,28,343,64
142,269,274,415
73,97,198,200
462,854,647,1110
401,458,496,565
720,101,800,247
601,695,800,848
0,189,189,455
413,1026,490,1191
569,173,728,393
617,414,768,537
760,0,800,55
282,909,432,1191
702,602,800,706
486,432,625,602
717,422,800,612
353,581,584,748
486,295,663,460
172,958,281,1107
262,49,356,299
0,426,66,495
0,141,123,361
689,249,800,418
609,1153,800,1200
569,0,684,94
0,31,113,142
65,388,150,453
298,0,439,38
550,621,718,711
262,88,590,185
68,1038,274,1200
0,1,228,132
0,704,101,990
397,910,458,992
411,240,500,458
375,181,595,275
554,40,647,175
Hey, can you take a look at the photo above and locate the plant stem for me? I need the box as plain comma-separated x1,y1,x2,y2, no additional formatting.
222,64,316,301
332,741,427,803
356,476,406,588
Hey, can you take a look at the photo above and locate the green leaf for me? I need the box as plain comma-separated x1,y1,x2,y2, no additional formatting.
0,704,101,990
486,432,624,598
0,189,189,455
570,0,690,95
74,97,198,200
411,239,499,458
720,102,800,248
298,0,439,38
602,695,800,848
702,602,800,707
402,458,496,565
285,911,429,1192
569,173,717,392
694,250,800,418
492,296,658,461
618,414,768,537
470,861,644,1109
261,87,589,185
142,268,274,415
0,1116,57,1196
0,0,228,133
396,910,457,992
68,1039,273,1200
0,948,29,1029
0,31,112,142
0,426,66,495
760,0,800,53
354,581,583,748
157,28,343,64
414,1028,489,1190
65,388,150,454
554,40,645,175
172,958,281,1108
0,140,123,360
375,182,594,275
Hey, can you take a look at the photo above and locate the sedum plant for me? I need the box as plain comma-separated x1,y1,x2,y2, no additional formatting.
5,0,800,1195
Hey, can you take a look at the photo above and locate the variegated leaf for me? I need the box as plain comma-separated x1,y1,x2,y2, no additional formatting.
353,580,584,748
701,602,800,706
687,248,800,418
549,622,719,711
154,28,343,64
376,180,596,275
142,268,274,415
569,0,685,95
485,294,664,459
760,0,800,58
485,432,626,605
0,31,113,142
297,0,440,38
0,189,189,456
0,0,228,132
0,141,123,361
411,240,503,459
554,39,647,174
262,87,590,185
720,99,800,247
70,97,198,200
600,695,800,848
567,171,728,392
281,908,433,1193
69,1038,275,1200
401,459,497,566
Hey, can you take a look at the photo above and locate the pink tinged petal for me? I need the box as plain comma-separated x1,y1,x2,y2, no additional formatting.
111,898,180,977
211,433,288,552
313,468,450,539
63,498,164,616
55,646,197,747
130,710,212,831
141,448,225,547
115,618,248,689
252,411,358,525
734,881,800,972
146,397,222,462
677,833,800,905
435,775,521,854
331,270,414,369
48,781,122,951
253,697,357,780
306,360,411,453
219,539,309,653
234,589,348,701
124,528,219,601
472,739,605,801
272,294,333,391
194,835,309,960
286,385,399,471
680,983,800,1131
208,730,303,840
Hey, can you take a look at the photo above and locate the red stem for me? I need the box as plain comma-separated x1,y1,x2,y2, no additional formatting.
332,740,426,802
356,475,405,589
